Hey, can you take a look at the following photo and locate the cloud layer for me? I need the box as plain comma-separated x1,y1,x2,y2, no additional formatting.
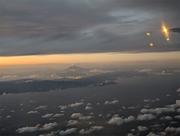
0,0,180,55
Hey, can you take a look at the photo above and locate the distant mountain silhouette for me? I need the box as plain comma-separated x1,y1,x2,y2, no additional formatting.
65,65,89,73
61,65,90,79
60,65,109,79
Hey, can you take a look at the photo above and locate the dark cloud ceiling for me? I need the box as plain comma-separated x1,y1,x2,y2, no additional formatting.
0,0,180,56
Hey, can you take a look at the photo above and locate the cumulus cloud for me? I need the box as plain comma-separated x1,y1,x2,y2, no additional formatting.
16,122,58,134
85,105,93,110
104,100,119,105
160,116,173,121
58,102,84,110
58,105,68,110
137,126,148,132
140,106,175,115
165,127,180,134
17,126,39,133
6,115,11,119
35,105,47,110
79,126,104,135
79,116,93,120
42,113,54,119
52,113,64,118
177,88,180,93
146,132,159,136
143,98,160,103
174,115,180,119
69,102,84,108
71,113,82,119
108,115,135,125
137,114,156,121
67,120,79,126
108,116,124,125
40,122,58,131
27,110,39,114
124,116,136,123
70,113,93,120
59,128,77,136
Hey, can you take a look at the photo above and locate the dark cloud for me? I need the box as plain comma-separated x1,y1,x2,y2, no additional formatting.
0,0,180,55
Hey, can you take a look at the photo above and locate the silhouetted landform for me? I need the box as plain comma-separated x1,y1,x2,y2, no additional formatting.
0,68,179,95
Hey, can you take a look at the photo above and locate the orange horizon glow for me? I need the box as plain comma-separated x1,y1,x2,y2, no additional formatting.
0,52,180,67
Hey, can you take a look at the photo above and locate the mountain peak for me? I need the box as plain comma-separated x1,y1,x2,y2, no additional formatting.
65,65,89,72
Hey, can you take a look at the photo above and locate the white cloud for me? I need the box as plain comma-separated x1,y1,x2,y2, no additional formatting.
10,110,15,113
16,122,58,134
79,126,103,135
42,113,54,118
165,127,180,133
124,116,136,123
70,113,93,120
35,106,47,110
71,113,82,119
85,106,93,110
143,98,160,103
69,102,83,108
174,115,180,119
98,114,103,117
137,126,148,132
87,103,92,106
16,126,39,133
104,100,119,105
40,122,58,131
108,116,124,125
27,110,39,114
53,113,64,118
137,114,156,121
79,116,93,120
58,105,68,110
140,107,175,115
160,116,173,121
176,88,180,93
146,132,159,136
67,120,79,126
108,115,136,125
6,115,11,119
59,128,77,136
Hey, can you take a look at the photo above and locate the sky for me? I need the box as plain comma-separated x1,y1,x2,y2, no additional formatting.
0,52,180,66
0,0,180,65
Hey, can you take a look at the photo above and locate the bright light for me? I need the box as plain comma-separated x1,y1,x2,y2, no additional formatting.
149,43,154,47
161,23,170,41
146,32,151,36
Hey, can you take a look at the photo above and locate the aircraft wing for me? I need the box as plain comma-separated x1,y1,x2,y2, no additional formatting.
170,28,180,33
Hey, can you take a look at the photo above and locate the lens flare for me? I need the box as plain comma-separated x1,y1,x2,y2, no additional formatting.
161,23,170,41
149,43,154,47
146,32,151,36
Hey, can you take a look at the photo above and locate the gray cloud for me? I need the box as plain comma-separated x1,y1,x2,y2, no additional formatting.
0,0,180,55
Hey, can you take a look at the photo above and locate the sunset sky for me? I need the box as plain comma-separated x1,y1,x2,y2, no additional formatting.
0,0,180,66
0,52,180,66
